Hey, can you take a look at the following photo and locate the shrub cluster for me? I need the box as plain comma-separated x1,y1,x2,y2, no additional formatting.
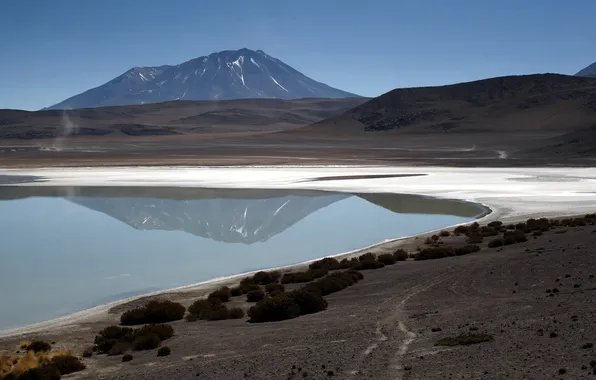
377,253,397,265
252,271,281,285
453,222,504,243
187,298,246,321
415,245,480,260
248,270,363,323
248,289,328,323
265,283,285,294
49,354,86,375
526,218,550,231
208,287,231,303
503,230,528,245
348,252,386,270
230,286,243,297
393,249,409,261
281,268,328,284
303,270,363,297
188,298,229,321
93,324,174,355
157,346,171,357
351,259,385,270
247,293,302,323
556,215,596,227
229,307,245,319
309,257,341,270
246,289,266,302
338,257,358,268
24,340,52,353
120,300,185,325
0,351,86,380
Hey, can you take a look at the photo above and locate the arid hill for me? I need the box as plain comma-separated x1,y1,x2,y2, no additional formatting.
268,74,596,163
0,97,366,140
2,74,596,167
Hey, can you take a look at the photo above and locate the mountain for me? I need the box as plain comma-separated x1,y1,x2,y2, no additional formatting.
575,62,596,77
46,48,359,110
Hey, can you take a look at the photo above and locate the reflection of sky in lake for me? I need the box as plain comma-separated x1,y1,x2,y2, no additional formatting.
0,189,478,330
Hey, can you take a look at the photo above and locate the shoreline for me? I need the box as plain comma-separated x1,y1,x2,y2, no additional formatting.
1,164,595,339
0,201,493,339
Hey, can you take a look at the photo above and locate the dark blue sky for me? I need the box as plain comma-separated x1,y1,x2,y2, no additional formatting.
1,0,594,110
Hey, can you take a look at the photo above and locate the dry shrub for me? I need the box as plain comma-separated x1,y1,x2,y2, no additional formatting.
392,249,409,261
120,300,185,325
0,348,85,379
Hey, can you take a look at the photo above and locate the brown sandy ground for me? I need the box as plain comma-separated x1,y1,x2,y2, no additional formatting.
2,217,596,379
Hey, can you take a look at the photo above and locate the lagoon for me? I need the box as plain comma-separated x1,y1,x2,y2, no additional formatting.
0,186,486,330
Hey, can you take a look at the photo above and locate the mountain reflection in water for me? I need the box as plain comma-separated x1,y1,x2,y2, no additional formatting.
0,186,488,330
0,186,488,245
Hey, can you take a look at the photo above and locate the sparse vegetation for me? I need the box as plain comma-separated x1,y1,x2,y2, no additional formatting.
247,293,302,323
377,253,397,265
188,298,230,321
24,341,52,353
208,287,231,302
339,258,357,269
48,354,86,375
252,271,281,285
230,286,243,297
120,300,185,325
246,289,266,302
157,346,171,357
237,277,262,294
351,258,385,270
269,290,285,298
439,230,450,237
435,333,494,346
131,333,161,351
248,269,363,323
503,230,528,244
0,348,86,380
303,270,363,297
357,252,376,262
415,245,480,260
393,249,408,261
265,283,285,294
229,307,245,319
309,257,341,270
122,354,133,362
281,268,328,284
93,324,174,354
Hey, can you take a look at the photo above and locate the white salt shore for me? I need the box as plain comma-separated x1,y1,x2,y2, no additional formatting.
0,165,595,338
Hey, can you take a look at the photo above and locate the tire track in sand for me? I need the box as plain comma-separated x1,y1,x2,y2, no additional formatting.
348,273,453,379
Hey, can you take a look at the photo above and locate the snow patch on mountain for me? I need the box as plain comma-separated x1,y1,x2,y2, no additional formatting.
46,48,359,109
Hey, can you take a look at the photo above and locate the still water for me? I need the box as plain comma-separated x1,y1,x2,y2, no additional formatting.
0,186,487,330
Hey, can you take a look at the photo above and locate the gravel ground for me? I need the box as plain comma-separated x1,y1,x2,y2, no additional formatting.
3,220,594,380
